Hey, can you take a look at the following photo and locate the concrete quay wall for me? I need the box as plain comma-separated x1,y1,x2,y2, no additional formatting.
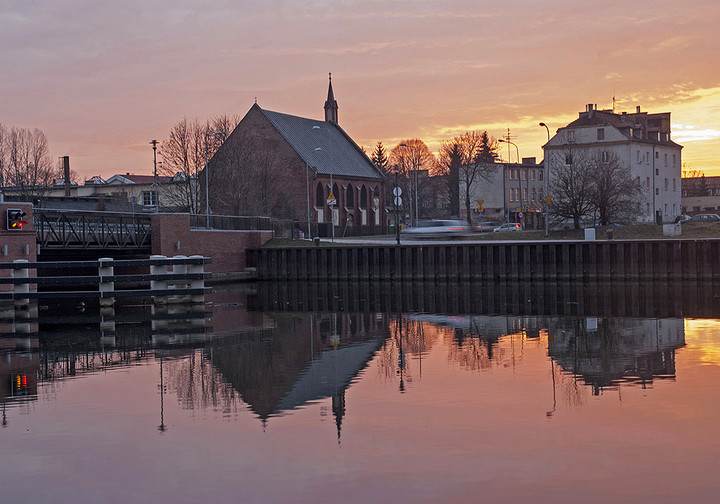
254,239,720,282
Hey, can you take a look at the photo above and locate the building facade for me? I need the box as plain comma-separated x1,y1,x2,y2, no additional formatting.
459,157,546,228
207,76,386,235
544,104,683,224
681,175,720,216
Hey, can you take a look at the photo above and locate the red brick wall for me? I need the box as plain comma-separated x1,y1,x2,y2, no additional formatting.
150,213,272,275
0,203,36,293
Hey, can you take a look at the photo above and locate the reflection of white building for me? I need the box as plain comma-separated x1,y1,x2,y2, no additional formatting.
544,104,683,223
548,317,685,390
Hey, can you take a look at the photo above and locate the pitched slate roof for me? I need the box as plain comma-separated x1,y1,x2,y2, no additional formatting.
258,106,384,180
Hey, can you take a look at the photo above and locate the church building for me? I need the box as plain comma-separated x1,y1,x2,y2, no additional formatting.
207,75,387,235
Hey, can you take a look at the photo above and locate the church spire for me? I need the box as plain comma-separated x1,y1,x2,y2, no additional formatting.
324,72,338,125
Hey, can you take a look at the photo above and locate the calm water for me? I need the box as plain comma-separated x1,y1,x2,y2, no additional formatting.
2,281,720,504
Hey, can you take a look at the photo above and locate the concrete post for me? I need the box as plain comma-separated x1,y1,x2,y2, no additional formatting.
98,257,115,307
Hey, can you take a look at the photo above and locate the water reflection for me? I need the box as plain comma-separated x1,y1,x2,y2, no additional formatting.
0,280,708,426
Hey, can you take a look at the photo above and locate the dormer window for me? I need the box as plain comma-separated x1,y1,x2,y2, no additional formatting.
597,128,605,140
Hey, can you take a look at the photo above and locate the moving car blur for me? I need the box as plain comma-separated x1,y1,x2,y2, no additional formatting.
402,219,470,239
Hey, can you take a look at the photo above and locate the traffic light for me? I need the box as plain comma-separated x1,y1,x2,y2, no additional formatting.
6,208,27,230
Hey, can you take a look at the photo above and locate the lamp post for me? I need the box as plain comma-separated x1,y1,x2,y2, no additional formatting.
499,138,521,223
205,131,224,228
539,123,550,236
150,140,159,212
306,163,312,240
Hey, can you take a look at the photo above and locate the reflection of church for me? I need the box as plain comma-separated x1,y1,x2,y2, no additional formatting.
547,317,686,394
205,312,386,438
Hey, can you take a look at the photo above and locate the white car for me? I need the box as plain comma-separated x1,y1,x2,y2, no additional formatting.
493,222,523,232
402,219,470,239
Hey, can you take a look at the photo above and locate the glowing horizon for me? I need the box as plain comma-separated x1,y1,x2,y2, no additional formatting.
2,1,719,180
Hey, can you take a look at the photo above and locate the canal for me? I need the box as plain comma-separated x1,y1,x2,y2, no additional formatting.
2,280,720,503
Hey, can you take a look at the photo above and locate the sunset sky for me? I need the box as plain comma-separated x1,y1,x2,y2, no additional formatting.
3,0,720,180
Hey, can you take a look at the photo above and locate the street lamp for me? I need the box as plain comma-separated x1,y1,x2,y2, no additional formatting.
539,123,550,236
150,140,159,212
399,143,422,226
205,131,224,228
499,138,521,223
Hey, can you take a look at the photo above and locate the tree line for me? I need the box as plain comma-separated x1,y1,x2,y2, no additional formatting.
0,123,58,201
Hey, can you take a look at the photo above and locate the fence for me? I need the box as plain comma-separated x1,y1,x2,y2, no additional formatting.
254,239,720,282
0,255,211,303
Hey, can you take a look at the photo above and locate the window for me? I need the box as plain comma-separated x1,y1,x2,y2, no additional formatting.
646,177,650,189
597,128,605,140
656,151,659,158
142,190,157,206
664,178,668,191
567,130,576,142
637,151,640,163
316,182,324,207
521,169,527,181
346,186,354,207
565,153,573,165
539,170,543,181
523,188,527,201
665,204,668,214
601,151,610,163
656,188,659,195
673,154,677,166
531,188,536,201
637,176,641,188
673,178,676,191
664,153,668,166
514,169,519,179
646,151,650,164
655,168,659,175
360,186,367,207
530,170,536,181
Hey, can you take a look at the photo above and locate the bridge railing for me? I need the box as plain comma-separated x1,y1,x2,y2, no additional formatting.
34,209,152,249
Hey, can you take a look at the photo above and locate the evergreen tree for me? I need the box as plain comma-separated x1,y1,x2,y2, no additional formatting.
371,141,389,174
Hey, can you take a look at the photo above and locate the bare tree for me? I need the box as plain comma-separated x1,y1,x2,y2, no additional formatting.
5,126,54,201
548,148,596,229
389,139,436,223
440,131,498,224
588,151,642,225
160,115,237,213
681,163,708,197
0,123,8,193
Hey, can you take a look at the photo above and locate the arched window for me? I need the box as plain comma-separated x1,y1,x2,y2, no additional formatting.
360,186,367,207
346,185,355,208
316,182,324,207
372,186,380,209
332,183,339,205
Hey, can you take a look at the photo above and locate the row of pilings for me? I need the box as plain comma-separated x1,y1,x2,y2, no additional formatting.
254,239,720,282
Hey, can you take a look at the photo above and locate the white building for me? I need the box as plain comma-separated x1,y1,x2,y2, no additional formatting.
460,158,546,228
544,104,683,223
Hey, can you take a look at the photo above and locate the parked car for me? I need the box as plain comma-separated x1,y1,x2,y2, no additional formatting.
493,222,523,232
675,214,691,223
474,221,501,233
402,219,470,239
686,213,720,222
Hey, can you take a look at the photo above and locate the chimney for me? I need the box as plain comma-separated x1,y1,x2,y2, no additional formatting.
62,156,71,197
636,106,641,113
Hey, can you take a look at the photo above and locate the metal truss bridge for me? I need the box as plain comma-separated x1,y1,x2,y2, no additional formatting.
34,210,152,252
